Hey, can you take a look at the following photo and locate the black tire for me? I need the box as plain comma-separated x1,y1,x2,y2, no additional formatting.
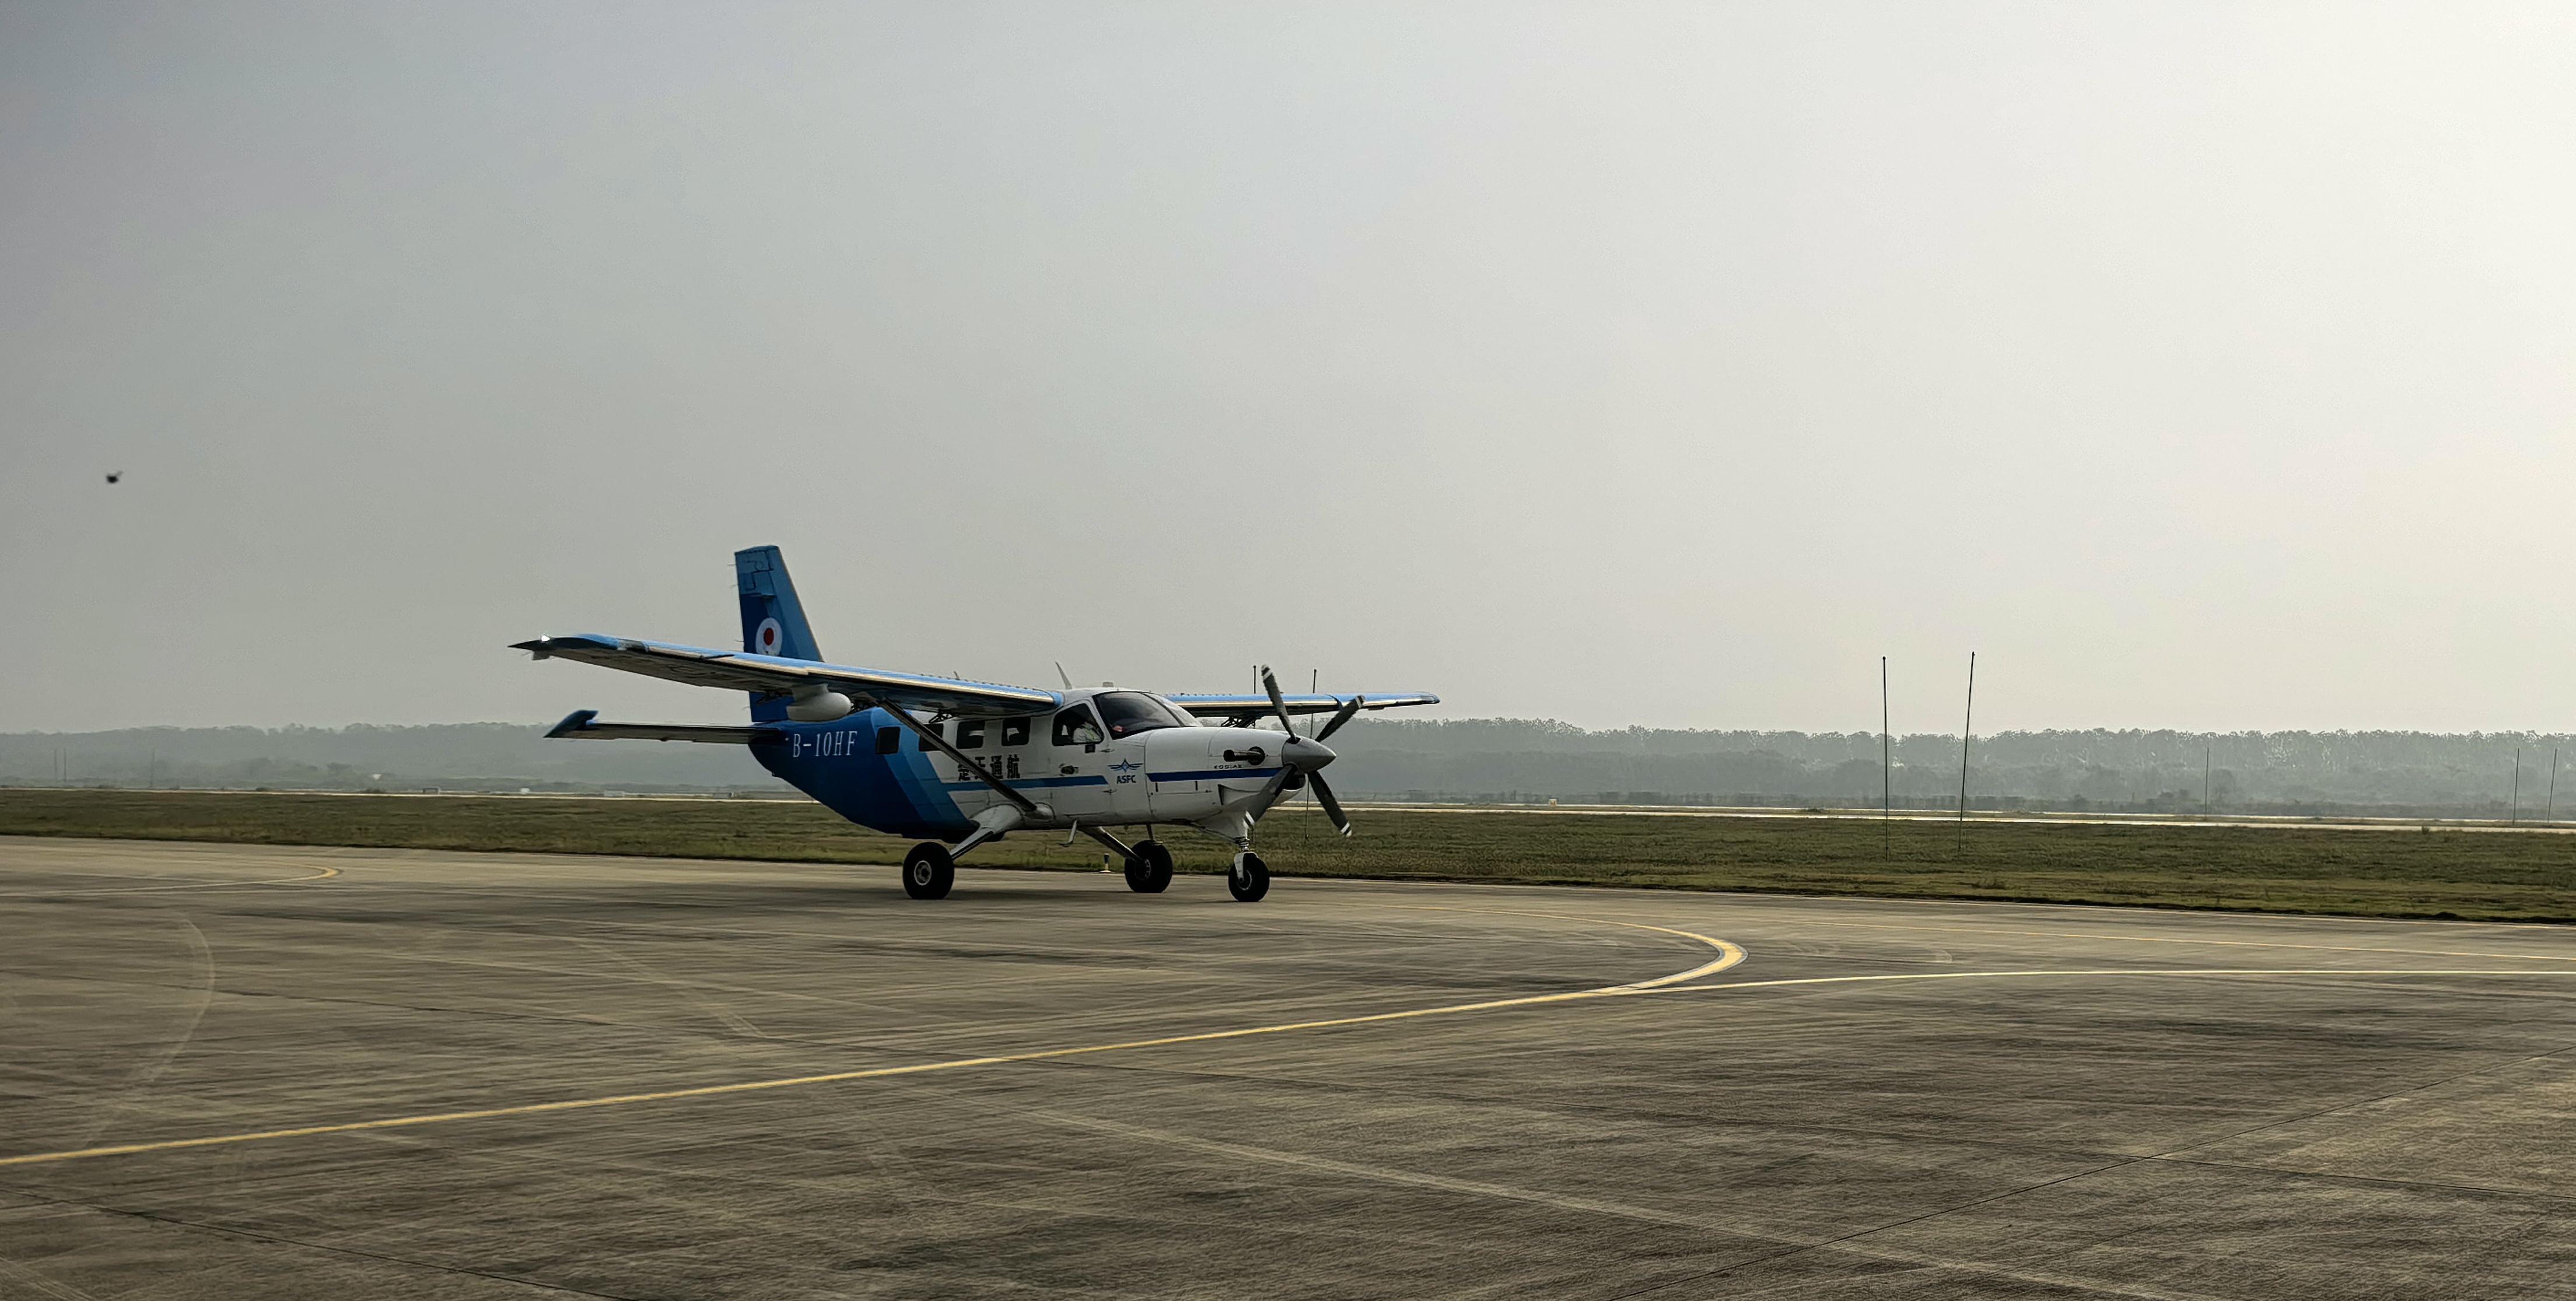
1227,851,1269,903
1122,840,1174,894
902,843,954,900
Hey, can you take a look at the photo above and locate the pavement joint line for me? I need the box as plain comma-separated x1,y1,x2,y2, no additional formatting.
0,913,1745,1170
1598,1145,2211,1301
5,1188,642,1300
1005,1100,2269,1301
1604,997,2576,1301
1797,917,2576,965
1007,1106,2065,1278
2141,1152,2576,1205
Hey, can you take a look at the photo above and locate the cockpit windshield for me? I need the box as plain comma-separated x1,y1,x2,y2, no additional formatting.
1093,691,1192,739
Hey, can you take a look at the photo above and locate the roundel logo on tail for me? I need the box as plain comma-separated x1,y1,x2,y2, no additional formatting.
755,618,784,657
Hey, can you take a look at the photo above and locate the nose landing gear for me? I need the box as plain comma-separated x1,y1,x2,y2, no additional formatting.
1227,851,1269,903
1124,840,1174,893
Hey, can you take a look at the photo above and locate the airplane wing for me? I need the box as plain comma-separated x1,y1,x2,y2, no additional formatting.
1166,691,1441,720
512,634,1060,718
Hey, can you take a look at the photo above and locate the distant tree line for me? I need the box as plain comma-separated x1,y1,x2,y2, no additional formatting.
0,724,782,794
2,720,2569,817
1325,719,2575,816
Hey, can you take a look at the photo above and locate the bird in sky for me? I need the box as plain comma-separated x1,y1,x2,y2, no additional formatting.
104,472,121,484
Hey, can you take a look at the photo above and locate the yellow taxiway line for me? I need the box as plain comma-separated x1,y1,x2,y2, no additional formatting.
0,913,1742,1169
10,904,2566,1173
1669,968,2576,994
0,864,342,898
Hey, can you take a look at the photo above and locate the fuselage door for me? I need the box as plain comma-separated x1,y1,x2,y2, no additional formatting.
942,716,1003,816
1047,702,1116,820
1091,692,1202,822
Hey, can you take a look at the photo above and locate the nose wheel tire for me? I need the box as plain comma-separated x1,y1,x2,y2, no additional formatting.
1227,851,1270,903
902,843,955,900
1124,840,1174,894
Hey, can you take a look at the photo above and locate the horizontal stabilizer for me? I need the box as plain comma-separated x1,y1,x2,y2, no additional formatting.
543,710,784,745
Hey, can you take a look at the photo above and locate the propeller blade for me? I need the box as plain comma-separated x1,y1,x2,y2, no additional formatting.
1314,694,1365,742
1310,770,1352,836
1251,763,1295,817
1259,665,1298,736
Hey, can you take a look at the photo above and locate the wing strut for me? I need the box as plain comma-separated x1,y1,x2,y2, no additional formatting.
877,702,1039,819
1079,825,1143,865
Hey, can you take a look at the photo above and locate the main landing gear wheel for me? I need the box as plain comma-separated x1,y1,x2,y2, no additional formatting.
1124,840,1174,894
901,843,954,900
1227,851,1270,903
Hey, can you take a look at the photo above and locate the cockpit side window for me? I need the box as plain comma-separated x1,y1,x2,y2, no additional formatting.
1093,691,1190,739
1051,705,1104,748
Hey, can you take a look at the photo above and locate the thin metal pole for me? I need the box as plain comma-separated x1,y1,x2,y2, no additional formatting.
1957,652,1976,827
2204,742,2212,815
2548,748,2558,822
1881,657,1892,850
2511,748,2521,825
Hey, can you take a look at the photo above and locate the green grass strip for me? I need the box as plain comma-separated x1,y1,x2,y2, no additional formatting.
4,789,2571,923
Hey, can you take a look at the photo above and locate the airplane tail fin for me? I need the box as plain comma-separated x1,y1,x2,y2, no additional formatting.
736,546,822,661
738,546,821,725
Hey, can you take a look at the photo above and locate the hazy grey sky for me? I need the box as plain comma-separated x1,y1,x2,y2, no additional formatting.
4,2,2571,735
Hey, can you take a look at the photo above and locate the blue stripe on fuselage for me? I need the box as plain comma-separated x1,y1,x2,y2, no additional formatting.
935,775,1106,791
754,709,975,840
1146,768,1283,783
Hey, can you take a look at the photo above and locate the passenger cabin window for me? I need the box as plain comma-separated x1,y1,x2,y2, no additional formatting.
1001,717,1032,747
1094,692,1192,739
956,719,987,750
916,720,945,751
1051,705,1104,748
874,727,900,755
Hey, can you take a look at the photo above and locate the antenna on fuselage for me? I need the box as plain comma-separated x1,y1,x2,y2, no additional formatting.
1055,661,1073,690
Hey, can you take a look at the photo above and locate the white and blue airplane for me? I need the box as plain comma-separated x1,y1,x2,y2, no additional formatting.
514,546,1438,902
